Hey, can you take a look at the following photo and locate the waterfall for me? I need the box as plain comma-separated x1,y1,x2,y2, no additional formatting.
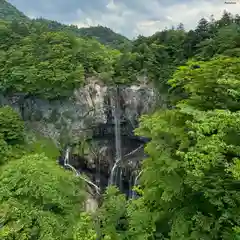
63,146,100,194
109,86,122,186
132,170,143,199
109,144,144,190
109,161,118,185
128,172,135,198
123,145,144,159
114,86,122,187
98,85,149,193
64,147,79,176
119,168,123,192
96,147,102,188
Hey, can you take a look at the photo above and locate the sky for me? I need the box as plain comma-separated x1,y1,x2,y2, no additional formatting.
8,0,240,39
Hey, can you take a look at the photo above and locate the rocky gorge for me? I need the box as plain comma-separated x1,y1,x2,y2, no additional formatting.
0,77,161,204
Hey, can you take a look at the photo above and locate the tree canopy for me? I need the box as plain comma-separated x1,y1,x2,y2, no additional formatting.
0,154,86,239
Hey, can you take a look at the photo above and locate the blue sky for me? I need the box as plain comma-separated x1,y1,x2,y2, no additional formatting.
8,0,240,38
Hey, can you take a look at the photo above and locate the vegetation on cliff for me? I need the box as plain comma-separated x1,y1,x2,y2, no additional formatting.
0,0,240,239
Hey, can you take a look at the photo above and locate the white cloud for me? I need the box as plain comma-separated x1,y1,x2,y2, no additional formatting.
71,0,240,38
163,0,240,28
125,0,240,37
106,0,117,11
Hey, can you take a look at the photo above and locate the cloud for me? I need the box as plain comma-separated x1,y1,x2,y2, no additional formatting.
8,0,240,38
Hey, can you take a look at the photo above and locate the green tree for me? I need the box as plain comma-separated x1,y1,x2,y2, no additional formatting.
0,31,86,98
0,153,86,239
97,186,128,240
0,135,11,165
0,0,28,22
217,10,233,28
0,106,24,144
73,212,97,240
0,20,124,99
129,56,240,239
169,56,240,110
196,23,240,59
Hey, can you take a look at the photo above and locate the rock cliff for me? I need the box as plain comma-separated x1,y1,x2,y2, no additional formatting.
0,78,158,146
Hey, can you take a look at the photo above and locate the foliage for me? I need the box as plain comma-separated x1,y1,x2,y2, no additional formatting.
0,153,86,239
113,51,142,84
169,56,240,108
0,106,24,144
0,19,124,98
0,1,130,49
32,18,131,49
1,2,239,98
0,28,84,98
72,139,91,156
127,197,156,240
73,212,97,240
0,135,11,165
116,11,240,103
71,25,131,50
130,54,240,239
97,186,128,239
26,132,60,160
0,106,26,165
75,37,120,79
196,23,240,59
0,0,28,22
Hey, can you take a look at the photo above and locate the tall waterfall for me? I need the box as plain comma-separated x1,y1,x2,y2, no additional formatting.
56,85,151,198
109,86,122,186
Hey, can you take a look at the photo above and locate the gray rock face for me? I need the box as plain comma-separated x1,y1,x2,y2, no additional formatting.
0,78,158,146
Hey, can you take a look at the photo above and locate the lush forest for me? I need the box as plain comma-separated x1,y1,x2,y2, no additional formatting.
1,0,240,239
0,0,130,49
32,18,131,49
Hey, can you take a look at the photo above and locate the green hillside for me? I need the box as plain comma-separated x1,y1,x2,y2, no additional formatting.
0,0,130,49
32,18,131,49
77,25,131,48
0,0,28,21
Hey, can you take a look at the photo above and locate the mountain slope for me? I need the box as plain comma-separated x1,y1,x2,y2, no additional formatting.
0,1,130,49
32,18,131,49
77,25,130,47
0,1,130,48
0,0,28,22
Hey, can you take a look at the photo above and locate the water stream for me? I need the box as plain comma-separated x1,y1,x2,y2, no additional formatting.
63,146,100,194
132,170,143,199
108,86,122,186
108,144,144,185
